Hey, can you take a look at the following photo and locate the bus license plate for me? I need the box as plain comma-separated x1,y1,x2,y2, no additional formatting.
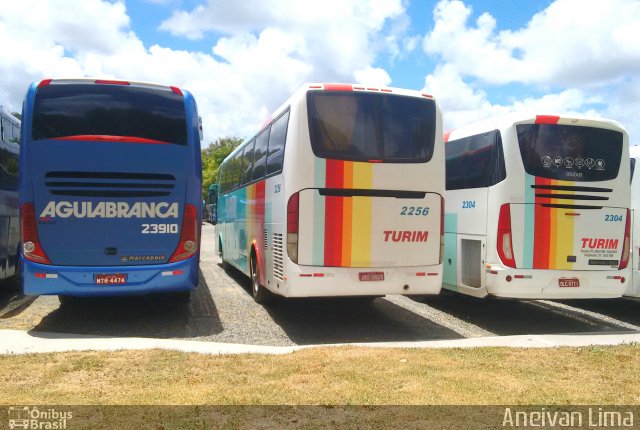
95,274,127,285
359,272,384,282
559,278,580,288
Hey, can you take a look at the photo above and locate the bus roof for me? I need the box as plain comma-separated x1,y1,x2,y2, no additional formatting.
233,82,439,160
447,112,627,141
35,78,185,95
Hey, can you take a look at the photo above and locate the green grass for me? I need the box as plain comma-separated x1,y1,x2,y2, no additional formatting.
1,344,639,405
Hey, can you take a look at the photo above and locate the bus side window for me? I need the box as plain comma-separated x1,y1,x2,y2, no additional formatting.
231,151,242,191
445,130,505,190
252,128,269,181
241,140,255,185
266,109,290,175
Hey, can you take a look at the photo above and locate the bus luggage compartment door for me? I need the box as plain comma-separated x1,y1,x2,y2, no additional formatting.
296,188,442,268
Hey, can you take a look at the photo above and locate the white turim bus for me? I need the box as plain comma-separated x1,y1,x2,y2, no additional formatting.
214,83,444,302
627,145,640,298
444,113,630,299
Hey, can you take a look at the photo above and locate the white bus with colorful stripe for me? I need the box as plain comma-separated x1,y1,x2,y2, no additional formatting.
627,145,640,299
444,113,630,299
214,83,444,302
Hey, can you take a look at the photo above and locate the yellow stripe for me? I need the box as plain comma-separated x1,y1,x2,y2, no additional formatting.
548,180,557,268
554,180,575,269
351,162,373,266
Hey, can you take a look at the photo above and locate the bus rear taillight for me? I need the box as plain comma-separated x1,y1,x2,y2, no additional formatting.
169,204,198,263
619,208,631,270
21,203,51,264
497,203,516,268
287,192,299,264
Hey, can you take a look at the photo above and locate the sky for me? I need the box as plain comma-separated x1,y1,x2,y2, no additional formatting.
1,0,639,146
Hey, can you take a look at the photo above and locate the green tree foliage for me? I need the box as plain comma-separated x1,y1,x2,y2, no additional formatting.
202,137,242,199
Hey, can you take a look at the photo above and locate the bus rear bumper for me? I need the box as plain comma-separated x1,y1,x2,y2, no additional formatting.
485,266,628,299
22,258,199,297
274,265,443,297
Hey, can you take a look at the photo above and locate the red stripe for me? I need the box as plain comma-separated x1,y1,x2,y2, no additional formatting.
535,115,560,124
323,83,353,91
533,177,551,268
324,159,344,266
443,130,453,143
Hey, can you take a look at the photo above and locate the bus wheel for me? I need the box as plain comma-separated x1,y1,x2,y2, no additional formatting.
11,253,22,290
250,253,269,304
58,295,80,307
218,238,227,269
167,290,191,303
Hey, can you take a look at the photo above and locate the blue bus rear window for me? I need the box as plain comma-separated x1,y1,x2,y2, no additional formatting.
32,84,187,145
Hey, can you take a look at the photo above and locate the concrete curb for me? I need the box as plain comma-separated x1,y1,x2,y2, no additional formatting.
1,329,639,356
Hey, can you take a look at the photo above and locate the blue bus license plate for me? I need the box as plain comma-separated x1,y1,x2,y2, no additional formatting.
359,272,384,282
95,274,127,285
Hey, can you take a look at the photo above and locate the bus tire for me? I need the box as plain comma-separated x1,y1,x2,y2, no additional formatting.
218,238,227,270
250,252,269,304
11,252,22,290
58,295,79,307
167,290,191,303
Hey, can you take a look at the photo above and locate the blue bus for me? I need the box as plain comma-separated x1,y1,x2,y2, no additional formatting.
0,107,20,284
19,79,202,302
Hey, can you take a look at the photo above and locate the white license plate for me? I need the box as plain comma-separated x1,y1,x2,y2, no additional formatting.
95,274,127,285
559,278,580,288
359,272,385,282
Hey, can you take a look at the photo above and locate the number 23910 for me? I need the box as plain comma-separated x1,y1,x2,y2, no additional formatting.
142,224,178,234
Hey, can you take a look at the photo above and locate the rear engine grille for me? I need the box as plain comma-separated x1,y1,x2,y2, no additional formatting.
531,184,611,209
273,233,284,280
45,171,175,197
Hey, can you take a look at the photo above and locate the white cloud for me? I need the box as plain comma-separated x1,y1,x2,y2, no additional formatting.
424,0,640,86
0,0,405,144
354,67,392,87
159,0,407,78
422,0,640,140
425,64,605,131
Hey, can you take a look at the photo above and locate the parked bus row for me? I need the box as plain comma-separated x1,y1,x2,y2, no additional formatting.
4,78,638,306
209,83,635,303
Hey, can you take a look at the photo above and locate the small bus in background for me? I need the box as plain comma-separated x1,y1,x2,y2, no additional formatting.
20,79,202,303
444,113,630,299
0,107,21,284
207,183,217,223
214,83,444,302
627,145,640,298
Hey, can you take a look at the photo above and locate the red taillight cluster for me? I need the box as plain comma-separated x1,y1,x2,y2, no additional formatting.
287,192,299,264
497,203,516,268
169,204,199,263
21,203,51,264
619,208,631,270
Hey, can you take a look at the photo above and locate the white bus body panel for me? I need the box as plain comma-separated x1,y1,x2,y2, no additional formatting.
445,113,630,299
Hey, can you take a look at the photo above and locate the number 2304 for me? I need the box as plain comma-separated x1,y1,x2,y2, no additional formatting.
401,206,429,216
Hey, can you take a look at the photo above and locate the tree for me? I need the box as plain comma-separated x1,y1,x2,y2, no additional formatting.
202,137,242,199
